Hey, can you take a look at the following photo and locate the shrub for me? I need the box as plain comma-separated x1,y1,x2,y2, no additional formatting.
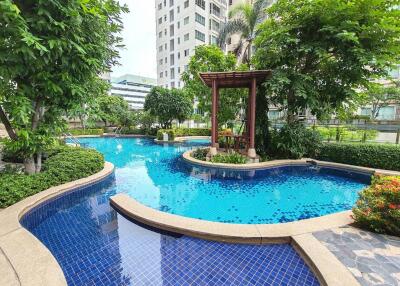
315,143,400,171
191,148,209,161
68,128,104,136
156,128,210,140
211,151,247,164
353,175,400,236
315,126,378,142
269,123,322,159
0,146,104,208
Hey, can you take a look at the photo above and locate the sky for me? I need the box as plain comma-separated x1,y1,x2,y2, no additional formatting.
111,0,157,79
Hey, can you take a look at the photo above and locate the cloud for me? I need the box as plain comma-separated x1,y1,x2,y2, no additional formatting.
112,0,157,79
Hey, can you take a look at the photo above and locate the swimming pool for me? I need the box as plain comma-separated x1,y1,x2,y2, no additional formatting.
21,145,320,286
76,137,369,224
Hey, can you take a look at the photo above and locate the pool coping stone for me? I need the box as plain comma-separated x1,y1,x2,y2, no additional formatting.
0,162,115,286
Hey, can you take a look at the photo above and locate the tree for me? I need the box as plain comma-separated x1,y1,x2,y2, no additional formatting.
0,0,127,173
181,45,247,126
217,0,271,65
144,87,193,129
94,95,130,127
253,0,400,125
359,81,400,120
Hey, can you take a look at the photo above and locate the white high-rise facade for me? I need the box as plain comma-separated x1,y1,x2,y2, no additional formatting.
156,0,228,88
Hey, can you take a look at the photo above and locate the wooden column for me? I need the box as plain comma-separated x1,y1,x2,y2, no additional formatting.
211,79,218,148
248,78,257,156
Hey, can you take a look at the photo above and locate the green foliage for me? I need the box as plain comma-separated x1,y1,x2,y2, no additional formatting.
211,151,247,164
191,148,209,161
68,128,104,136
315,126,378,142
0,0,127,172
217,0,270,64
315,143,400,171
94,95,131,127
0,146,104,208
156,128,211,140
181,45,248,125
253,0,400,122
358,81,400,120
144,87,193,129
353,175,400,236
269,123,322,159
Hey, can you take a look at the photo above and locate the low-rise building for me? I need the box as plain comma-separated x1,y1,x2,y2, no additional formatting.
110,74,157,110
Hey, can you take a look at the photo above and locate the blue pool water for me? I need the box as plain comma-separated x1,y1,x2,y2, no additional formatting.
76,137,369,224
19,137,368,285
21,162,319,286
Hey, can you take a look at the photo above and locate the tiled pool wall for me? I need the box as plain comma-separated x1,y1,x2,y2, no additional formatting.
20,173,321,286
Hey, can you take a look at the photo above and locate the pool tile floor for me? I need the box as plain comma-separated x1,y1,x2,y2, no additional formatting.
314,226,400,286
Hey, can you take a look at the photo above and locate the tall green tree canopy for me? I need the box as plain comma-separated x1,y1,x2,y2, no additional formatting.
253,0,400,124
0,0,127,173
94,95,130,127
181,45,247,126
144,86,193,129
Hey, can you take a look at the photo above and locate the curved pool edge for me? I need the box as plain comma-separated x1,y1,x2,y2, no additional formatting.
154,135,211,144
0,161,115,286
110,193,360,286
183,149,400,176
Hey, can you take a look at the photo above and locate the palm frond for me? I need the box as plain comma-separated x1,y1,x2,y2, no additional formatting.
217,18,249,48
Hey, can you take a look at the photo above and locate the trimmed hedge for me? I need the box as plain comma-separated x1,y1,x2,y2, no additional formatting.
0,146,104,208
315,142,400,171
68,128,104,136
157,128,211,140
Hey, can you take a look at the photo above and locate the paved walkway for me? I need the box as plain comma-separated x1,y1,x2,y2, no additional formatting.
314,226,400,286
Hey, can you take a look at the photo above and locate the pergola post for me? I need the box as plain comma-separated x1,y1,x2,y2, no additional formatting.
210,79,218,155
248,77,257,158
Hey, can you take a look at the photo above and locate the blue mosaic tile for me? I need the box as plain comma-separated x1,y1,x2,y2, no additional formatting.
21,175,320,286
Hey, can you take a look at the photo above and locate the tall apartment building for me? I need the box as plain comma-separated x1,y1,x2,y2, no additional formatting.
155,0,228,88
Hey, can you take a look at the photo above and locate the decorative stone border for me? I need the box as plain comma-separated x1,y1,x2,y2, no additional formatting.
0,162,115,286
154,136,210,144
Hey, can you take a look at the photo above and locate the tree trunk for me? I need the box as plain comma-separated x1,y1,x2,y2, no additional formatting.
24,157,36,175
35,152,42,173
286,89,297,125
0,105,18,140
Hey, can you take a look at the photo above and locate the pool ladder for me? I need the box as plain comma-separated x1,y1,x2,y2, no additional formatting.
64,133,88,148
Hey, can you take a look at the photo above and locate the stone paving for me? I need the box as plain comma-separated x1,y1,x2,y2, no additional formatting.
314,226,400,286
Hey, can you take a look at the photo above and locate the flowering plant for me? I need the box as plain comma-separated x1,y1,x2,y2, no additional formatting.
353,175,400,236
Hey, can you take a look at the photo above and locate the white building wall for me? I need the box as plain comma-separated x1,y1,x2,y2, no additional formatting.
156,0,228,88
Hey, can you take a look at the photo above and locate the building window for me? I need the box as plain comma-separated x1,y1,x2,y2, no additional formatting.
169,24,174,37
195,30,205,42
209,35,218,45
195,13,205,26
210,3,220,17
177,37,180,44
165,57,168,63
158,17,162,25
184,16,189,25
178,67,181,73
184,33,189,41
184,65,188,71
164,28,167,35
158,31,162,38
171,82,175,88
210,19,220,31
177,52,180,59
169,10,174,22
160,72,163,78
184,0,189,8
177,21,180,29
184,49,189,57
170,68,175,79
164,15,167,21
159,58,163,65
170,39,174,51
158,3,162,10
170,54,175,65
164,0,166,7
165,70,168,77
159,45,163,52
177,6,180,13
169,0,173,7
196,0,205,10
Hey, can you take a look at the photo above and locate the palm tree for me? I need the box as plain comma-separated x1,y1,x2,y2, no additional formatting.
217,0,271,65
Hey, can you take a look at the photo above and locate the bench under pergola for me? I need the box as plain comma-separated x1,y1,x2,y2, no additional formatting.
199,70,271,159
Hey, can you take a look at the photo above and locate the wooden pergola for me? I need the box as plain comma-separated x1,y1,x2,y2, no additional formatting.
199,70,271,158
